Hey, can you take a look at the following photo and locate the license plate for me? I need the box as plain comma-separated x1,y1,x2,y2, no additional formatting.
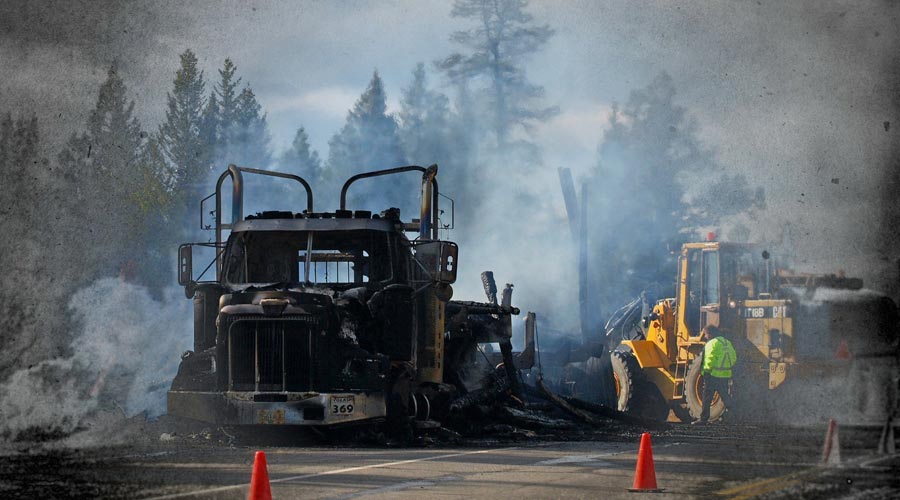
257,409,285,424
330,395,356,416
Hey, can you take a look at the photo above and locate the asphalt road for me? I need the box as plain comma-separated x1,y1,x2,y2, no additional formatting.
2,422,895,499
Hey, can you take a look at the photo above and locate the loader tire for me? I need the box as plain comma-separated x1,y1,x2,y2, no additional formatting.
611,350,641,413
685,355,726,421
611,351,668,421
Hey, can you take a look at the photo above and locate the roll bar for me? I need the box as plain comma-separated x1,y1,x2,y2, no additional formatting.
339,165,440,240
214,164,314,275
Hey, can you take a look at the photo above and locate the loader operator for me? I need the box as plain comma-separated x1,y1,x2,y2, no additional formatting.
694,325,737,424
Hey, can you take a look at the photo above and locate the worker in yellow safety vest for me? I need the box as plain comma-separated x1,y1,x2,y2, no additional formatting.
693,325,737,424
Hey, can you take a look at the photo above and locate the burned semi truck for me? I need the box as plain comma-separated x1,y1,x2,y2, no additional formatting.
168,164,527,428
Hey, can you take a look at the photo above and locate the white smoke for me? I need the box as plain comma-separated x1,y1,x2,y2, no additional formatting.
0,358,96,442
771,357,899,427
756,287,900,426
68,278,192,416
0,278,192,443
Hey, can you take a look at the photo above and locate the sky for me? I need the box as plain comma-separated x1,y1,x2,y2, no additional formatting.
2,0,899,327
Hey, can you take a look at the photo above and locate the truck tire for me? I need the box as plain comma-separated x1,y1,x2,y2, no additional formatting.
685,355,726,421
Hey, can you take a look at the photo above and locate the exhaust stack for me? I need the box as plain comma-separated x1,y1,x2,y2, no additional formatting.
420,164,438,240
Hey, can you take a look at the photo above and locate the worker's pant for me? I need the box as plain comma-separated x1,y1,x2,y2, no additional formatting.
700,375,732,422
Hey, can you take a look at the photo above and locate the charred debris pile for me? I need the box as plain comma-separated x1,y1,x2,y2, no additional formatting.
419,272,666,444
434,363,667,445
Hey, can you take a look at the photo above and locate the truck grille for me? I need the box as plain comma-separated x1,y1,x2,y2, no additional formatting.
228,315,319,392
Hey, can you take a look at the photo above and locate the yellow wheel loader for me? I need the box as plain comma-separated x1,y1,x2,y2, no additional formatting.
610,240,899,423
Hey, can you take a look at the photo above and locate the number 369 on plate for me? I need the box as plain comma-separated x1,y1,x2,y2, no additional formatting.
330,395,355,416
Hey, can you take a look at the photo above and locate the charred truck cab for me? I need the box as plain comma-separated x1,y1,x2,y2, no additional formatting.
169,164,461,427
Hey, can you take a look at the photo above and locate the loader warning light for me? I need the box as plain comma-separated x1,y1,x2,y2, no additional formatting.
706,231,716,241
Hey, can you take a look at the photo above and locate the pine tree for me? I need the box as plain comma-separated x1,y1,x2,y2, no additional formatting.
279,126,321,174
689,173,765,228
132,136,175,214
437,0,557,149
158,49,211,224
398,63,477,231
57,63,147,271
131,135,178,291
398,63,452,167
446,80,479,187
208,58,240,166
587,72,764,322
201,95,220,168
233,85,271,167
86,63,143,172
0,114,42,259
263,127,321,213
204,59,272,169
216,58,241,139
0,113,59,378
326,71,409,214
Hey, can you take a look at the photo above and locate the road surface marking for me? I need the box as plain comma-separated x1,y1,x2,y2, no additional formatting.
329,475,462,499
144,447,517,499
718,468,817,499
718,453,888,499
860,455,898,469
536,442,681,465
659,456,817,467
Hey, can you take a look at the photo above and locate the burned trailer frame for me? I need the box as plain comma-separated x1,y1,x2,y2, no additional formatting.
168,164,461,427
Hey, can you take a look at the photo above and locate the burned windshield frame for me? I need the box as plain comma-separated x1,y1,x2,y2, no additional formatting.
221,230,395,287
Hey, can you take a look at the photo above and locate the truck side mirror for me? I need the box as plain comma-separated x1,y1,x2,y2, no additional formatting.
438,241,458,284
414,240,458,284
178,244,193,287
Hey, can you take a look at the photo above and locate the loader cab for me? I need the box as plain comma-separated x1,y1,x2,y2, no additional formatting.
680,244,720,338
678,242,768,338
677,242,772,337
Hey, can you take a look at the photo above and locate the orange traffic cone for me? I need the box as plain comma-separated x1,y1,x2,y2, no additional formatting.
249,451,272,500
628,432,663,492
821,419,841,466
834,340,851,360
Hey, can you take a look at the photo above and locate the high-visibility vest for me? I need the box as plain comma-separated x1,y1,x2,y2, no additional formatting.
702,337,737,378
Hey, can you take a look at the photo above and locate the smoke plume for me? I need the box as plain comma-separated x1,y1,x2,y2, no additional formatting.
0,278,191,445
